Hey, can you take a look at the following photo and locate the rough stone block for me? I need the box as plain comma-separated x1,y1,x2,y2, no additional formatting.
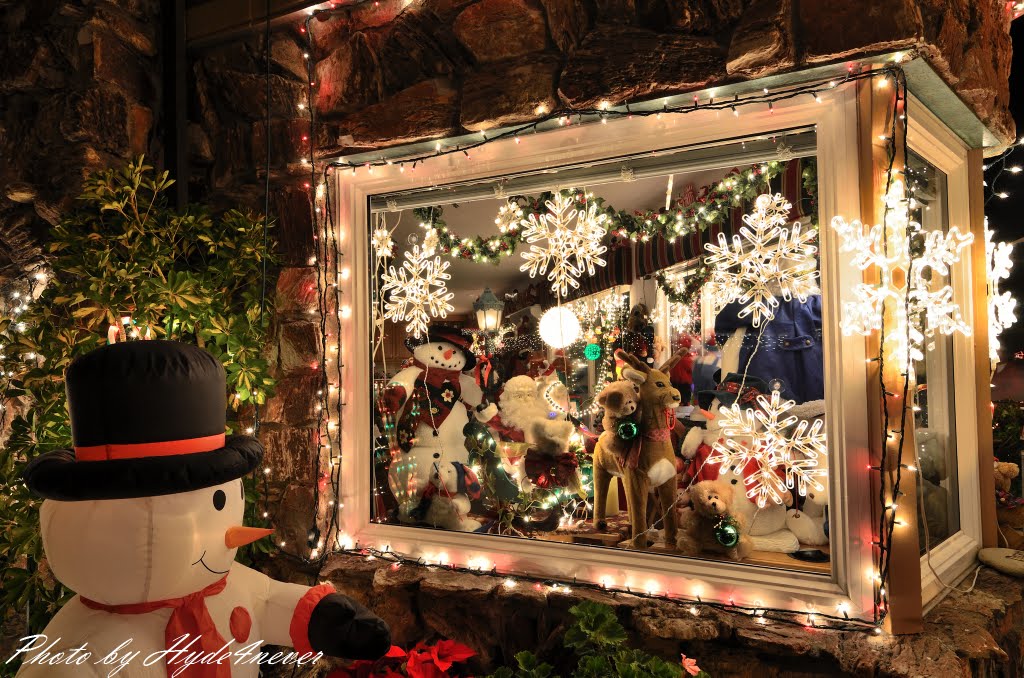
453,0,548,63
315,32,382,117
559,27,726,107
272,184,315,267
93,30,154,103
207,70,307,121
277,319,320,375
460,55,560,131
540,0,590,53
262,372,319,427
270,481,318,552
60,89,129,156
726,0,793,79
321,78,460,152
797,0,921,64
128,104,153,156
260,425,318,484
274,266,320,318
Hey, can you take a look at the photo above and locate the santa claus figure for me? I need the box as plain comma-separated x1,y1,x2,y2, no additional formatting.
375,326,484,527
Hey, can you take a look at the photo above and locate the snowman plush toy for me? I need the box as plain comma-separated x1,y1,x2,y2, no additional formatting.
18,341,390,677
376,326,484,528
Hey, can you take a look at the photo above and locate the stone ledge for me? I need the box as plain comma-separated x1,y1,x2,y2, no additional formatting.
262,553,1024,676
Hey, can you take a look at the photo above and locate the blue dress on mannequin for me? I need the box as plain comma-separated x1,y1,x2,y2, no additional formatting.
714,296,824,404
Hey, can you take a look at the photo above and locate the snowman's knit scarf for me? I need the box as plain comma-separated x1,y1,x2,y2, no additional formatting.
81,576,230,678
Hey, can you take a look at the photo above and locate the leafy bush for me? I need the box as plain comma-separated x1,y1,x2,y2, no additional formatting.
489,601,708,678
0,158,276,647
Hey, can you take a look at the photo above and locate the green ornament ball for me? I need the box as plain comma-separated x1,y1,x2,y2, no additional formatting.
617,420,639,441
584,343,602,360
713,518,740,548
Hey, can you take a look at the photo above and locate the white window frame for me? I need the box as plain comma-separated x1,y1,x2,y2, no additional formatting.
904,96,983,610
334,82,877,619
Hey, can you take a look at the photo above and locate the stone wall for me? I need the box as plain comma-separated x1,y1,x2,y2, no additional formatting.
0,0,163,283
187,0,1018,563
257,552,1024,677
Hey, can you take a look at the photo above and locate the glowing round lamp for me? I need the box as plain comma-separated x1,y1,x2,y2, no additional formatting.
584,343,602,361
539,306,581,348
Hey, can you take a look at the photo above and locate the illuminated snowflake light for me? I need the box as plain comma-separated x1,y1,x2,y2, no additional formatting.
987,221,1017,362
380,243,454,338
371,226,394,259
703,193,819,327
707,390,827,508
520,192,608,296
831,181,973,367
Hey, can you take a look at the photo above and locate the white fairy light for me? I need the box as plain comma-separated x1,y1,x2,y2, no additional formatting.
986,220,1017,362
831,181,973,367
519,192,608,296
703,193,819,327
707,390,827,507
380,243,455,338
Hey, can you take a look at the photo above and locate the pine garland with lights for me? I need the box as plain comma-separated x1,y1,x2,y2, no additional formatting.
0,158,277,632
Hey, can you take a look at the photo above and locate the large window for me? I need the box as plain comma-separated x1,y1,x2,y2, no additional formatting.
367,130,835,575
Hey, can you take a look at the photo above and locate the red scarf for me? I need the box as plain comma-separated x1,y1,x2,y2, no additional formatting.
411,359,462,389
81,576,230,678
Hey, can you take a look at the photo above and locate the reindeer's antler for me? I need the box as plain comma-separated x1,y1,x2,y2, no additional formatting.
658,347,688,373
614,348,650,373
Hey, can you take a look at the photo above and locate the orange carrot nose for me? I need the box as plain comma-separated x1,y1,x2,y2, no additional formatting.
699,408,716,421
225,526,274,549
444,349,454,359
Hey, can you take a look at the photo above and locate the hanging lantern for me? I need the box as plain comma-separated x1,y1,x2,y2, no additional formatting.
539,306,581,348
473,287,505,332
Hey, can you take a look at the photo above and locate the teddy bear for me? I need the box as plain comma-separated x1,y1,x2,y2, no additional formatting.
676,480,753,561
785,399,829,546
679,375,800,553
994,461,1024,549
916,428,952,546
411,461,483,532
596,379,641,467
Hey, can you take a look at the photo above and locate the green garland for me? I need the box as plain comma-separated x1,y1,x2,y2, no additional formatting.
411,161,790,264
654,263,712,307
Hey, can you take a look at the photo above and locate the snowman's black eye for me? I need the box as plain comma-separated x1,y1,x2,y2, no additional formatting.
213,490,226,511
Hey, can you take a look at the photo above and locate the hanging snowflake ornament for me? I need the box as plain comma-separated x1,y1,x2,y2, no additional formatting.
707,390,828,507
986,220,1017,362
703,193,819,327
519,192,608,296
831,181,973,366
380,243,454,339
421,227,439,256
371,226,394,260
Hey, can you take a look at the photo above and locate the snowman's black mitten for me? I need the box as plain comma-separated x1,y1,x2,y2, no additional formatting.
307,593,391,659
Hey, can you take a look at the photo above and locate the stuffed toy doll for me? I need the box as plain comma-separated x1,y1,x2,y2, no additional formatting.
411,461,483,531
18,341,390,678
376,326,483,526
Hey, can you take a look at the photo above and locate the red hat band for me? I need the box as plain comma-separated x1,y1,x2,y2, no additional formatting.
75,433,226,462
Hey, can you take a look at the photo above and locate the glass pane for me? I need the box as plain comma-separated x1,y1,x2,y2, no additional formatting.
906,150,960,553
369,129,832,574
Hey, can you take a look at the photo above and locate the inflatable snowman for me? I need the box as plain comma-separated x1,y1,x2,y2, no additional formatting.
17,341,390,677
376,326,483,526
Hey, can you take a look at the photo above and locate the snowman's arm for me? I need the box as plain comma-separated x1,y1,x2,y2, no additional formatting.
377,367,421,414
233,563,390,660
459,373,483,407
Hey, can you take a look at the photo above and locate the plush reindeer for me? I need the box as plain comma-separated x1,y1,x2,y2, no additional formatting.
593,349,684,548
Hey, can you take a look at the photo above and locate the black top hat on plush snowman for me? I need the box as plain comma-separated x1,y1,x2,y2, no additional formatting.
23,340,263,501
404,325,477,370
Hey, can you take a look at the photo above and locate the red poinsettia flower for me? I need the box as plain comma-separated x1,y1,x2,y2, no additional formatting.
328,646,408,678
404,640,476,678
430,640,476,672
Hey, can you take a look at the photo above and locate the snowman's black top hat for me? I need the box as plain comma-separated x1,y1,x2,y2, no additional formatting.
23,340,263,501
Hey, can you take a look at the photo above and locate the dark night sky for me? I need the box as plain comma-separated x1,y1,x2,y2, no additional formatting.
983,19,1024,359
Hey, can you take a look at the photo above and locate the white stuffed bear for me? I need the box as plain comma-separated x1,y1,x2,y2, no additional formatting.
377,327,483,523
680,389,799,553
412,460,482,532
784,400,829,546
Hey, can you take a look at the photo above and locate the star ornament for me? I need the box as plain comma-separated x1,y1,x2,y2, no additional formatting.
703,193,819,327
